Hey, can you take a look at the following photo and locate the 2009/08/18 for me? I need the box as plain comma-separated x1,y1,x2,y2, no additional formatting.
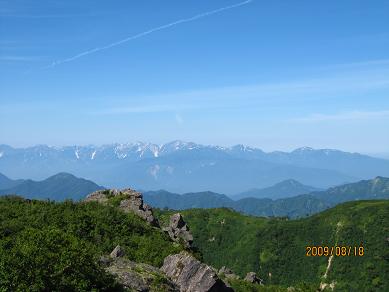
305,246,364,257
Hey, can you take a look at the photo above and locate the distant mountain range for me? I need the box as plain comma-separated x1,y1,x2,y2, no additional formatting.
1,171,389,218
0,172,103,201
233,179,321,200
0,172,23,189
1,141,389,193
144,176,389,218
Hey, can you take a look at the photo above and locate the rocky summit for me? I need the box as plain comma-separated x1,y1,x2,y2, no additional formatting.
85,188,159,227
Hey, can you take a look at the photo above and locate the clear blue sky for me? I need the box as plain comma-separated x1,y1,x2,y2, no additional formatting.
1,0,389,154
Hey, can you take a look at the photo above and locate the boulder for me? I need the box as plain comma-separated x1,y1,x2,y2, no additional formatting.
106,257,178,292
85,189,159,227
110,245,125,258
161,251,233,292
244,272,263,285
163,213,193,248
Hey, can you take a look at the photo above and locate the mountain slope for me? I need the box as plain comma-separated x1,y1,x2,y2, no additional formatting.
233,179,320,200
156,200,389,291
312,176,389,204
0,172,104,201
2,141,389,193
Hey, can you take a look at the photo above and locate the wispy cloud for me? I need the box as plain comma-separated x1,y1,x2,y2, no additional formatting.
175,113,184,126
45,0,252,68
0,55,45,62
90,104,196,115
89,66,389,116
293,110,389,122
322,58,389,70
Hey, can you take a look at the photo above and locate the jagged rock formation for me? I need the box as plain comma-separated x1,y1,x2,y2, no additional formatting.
218,266,239,280
85,188,159,227
161,251,233,292
244,272,263,285
163,213,193,248
105,256,179,291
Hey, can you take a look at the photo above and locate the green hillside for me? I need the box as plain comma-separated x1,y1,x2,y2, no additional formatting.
0,172,104,201
0,196,183,291
157,200,389,291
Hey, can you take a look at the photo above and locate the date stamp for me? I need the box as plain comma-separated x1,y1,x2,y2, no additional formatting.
305,246,364,257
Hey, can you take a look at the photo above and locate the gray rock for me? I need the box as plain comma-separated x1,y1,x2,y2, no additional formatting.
244,272,263,285
161,251,233,292
110,245,125,258
85,189,159,227
218,266,239,280
99,255,112,267
106,257,178,292
163,213,193,248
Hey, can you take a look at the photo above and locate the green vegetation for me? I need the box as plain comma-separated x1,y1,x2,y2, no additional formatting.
0,195,183,291
157,200,389,291
1,193,388,291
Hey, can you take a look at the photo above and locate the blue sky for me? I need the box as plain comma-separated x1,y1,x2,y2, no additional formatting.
1,0,389,154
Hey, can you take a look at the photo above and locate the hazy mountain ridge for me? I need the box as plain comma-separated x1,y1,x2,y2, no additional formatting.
233,179,321,200
0,172,24,189
1,141,389,193
0,172,104,201
145,177,389,218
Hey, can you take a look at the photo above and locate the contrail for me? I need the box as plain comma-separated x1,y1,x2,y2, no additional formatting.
46,0,252,68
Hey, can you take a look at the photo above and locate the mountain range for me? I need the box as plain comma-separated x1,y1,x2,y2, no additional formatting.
233,179,320,200
0,172,103,201
1,141,389,194
2,170,388,218
144,176,389,218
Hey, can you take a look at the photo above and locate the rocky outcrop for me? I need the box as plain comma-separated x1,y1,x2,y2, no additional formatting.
85,189,159,227
110,245,125,258
244,272,263,285
161,251,233,292
163,213,193,248
103,247,178,292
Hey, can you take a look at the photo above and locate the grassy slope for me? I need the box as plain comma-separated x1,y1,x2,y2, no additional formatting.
157,200,389,291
